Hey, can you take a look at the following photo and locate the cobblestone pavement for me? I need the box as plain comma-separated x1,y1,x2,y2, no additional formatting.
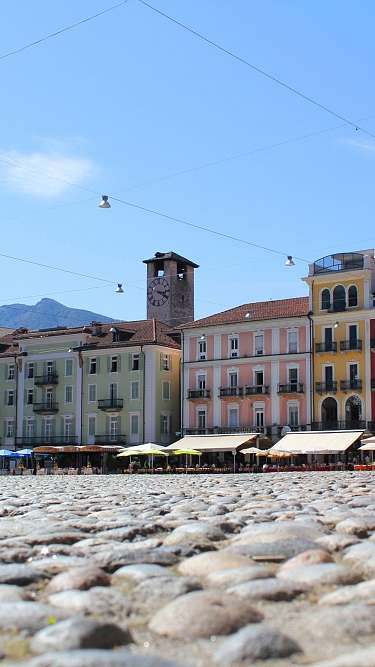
1,473,375,665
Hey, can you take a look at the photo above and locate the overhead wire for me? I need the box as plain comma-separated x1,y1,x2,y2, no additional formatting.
0,0,129,62
138,0,375,140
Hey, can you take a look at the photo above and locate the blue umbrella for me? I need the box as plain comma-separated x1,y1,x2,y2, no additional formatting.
17,449,33,456
0,450,15,456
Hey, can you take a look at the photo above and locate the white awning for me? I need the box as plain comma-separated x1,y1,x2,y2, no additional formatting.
166,434,258,453
359,442,375,451
270,430,364,455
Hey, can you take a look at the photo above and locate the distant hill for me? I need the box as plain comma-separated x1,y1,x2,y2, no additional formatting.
0,298,114,330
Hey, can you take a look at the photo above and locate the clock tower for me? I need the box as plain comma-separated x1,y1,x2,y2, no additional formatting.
143,251,199,327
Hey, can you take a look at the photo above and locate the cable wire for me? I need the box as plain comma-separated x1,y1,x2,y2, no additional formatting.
138,0,375,140
0,252,118,285
0,0,129,62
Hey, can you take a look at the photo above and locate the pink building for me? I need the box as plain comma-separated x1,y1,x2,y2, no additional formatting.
181,297,311,439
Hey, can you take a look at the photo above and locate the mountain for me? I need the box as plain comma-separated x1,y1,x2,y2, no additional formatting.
0,298,115,330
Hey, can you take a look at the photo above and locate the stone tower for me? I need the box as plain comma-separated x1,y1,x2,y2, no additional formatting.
143,251,198,327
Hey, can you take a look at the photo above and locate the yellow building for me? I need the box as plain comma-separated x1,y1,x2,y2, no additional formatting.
303,251,374,431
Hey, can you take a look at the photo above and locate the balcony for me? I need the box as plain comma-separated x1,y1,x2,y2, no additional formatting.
315,342,337,353
95,434,127,445
219,387,243,398
340,340,362,352
187,389,211,400
278,383,304,394
184,426,266,435
312,420,366,431
98,398,124,411
340,379,362,391
33,402,59,414
313,252,364,275
15,436,78,447
244,385,269,395
34,373,58,386
316,381,338,394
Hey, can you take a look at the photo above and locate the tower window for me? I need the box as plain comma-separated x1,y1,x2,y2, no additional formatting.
348,285,358,307
321,289,330,310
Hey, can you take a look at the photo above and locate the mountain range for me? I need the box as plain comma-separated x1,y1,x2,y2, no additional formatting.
0,298,114,330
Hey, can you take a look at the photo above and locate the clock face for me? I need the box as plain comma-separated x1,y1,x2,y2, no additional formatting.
147,277,170,306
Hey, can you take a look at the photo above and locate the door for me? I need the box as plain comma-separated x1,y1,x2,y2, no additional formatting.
288,368,298,391
349,325,357,348
324,366,334,391
255,409,264,430
255,371,264,393
110,383,118,405
321,397,338,428
110,416,118,441
349,363,358,388
229,372,238,395
324,328,333,351
228,407,239,428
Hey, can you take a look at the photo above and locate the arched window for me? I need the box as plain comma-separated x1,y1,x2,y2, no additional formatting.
348,285,358,307
333,285,346,311
321,289,330,310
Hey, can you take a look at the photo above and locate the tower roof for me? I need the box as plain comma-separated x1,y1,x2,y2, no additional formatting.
143,251,199,268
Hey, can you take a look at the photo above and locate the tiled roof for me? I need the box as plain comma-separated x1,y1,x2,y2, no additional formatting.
10,319,181,351
143,251,199,268
181,296,310,329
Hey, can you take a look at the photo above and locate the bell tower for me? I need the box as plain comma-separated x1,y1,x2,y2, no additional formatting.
143,251,198,327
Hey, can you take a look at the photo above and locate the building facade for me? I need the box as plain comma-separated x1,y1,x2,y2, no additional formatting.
304,250,375,431
181,297,311,439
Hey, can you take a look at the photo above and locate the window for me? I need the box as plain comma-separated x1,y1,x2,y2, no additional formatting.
288,368,298,389
198,339,207,360
110,416,119,438
255,409,264,429
348,285,358,307
162,381,171,400
65,386,73,404
65,359,73,377
88,384,96,403
349,363,358,383
229,336,239,358
7,390,14,406
26,418,35,438
161,354,170,371
321,289,331,310
349,324,358,344
132,354,140,371
7,364,15,381
287,330,298,354
333,285,346,311
255,370,264,387
130,414,139,435
228,406,239,427
197,374,206,390
88,416,96,437
64,418,72,438
324,365,334,386
110,355,118,373
197,409,206,429
89,358,97,375
255,334,264,355
161,415,171,434
46,390,53,407
46,361,54,377
45,419,53,439
288,405,299,427
131,381,139,400
27,389,33,405
27,363,34,379
229,371,238,387
6,420,14,438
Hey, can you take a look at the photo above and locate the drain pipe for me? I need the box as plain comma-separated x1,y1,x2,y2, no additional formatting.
308,310,314,427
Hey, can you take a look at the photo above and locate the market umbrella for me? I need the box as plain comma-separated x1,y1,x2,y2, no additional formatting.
170,448,201,472
117,447,168,471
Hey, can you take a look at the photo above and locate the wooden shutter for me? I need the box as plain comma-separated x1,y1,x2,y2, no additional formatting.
4,365,7,381
105,415,110,435
107,356,111,372
168,354,172,370
128,353,133,371
3,391,7,406
117,416,121,433
96,357,100,373
117,355,121,372
22,418,26,437
160,353,163,371
139,353,144,371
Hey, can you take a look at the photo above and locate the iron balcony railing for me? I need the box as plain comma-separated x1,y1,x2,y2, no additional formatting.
316,381,338,394
33,402,59,414
315,342,337,353
277,383,304,394
34,373,58,386
311,420,366,431
94,434,127,445
340,379,362,391
340,339,362,351
184,426,265,436
97,399,124,411
219,387,243,398
187,389,211,399
244,385,269,395
15,436,78,447
313,253,364,275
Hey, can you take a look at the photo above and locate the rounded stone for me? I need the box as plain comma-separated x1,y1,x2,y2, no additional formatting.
207,565,272,587
4,649,181,666
277,563,361,588
178,551,253,577
0,564,42,585
214,624,302,663
280,549,333,571
46,566,110,594
149,590,263,639
112,563,169,583
30,616,132,653
228,578,306,601
164,522,226,546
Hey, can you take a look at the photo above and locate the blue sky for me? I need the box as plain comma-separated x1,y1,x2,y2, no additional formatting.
1,0,375,322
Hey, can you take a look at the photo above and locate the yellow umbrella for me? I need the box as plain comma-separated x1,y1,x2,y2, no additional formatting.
170,448,201,472
117,450,141,457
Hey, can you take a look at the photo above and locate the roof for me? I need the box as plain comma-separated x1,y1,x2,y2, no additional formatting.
143,251,199,268
270,430,364,454
181,296,309,329
167,434,258,452
0,319,181,357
